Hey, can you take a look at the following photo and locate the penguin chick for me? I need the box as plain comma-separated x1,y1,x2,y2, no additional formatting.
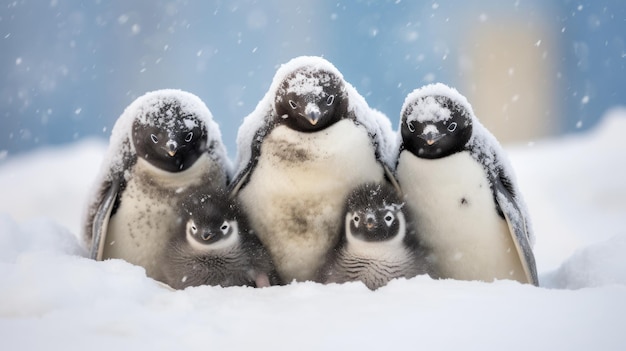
320,183,432,290
162,189,278,289
395,83,538,285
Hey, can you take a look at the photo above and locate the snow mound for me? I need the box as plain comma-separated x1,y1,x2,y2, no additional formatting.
542,234,626,289
0,214,85,263
0,139,106,235
509,109,626,271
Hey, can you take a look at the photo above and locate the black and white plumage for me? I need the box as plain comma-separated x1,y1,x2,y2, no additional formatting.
83,89,231,282
162,189,277,289
230,56,397,282
320,183,432,290
394,83,538,285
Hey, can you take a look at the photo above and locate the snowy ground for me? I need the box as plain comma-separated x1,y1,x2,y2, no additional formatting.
1,110,625,350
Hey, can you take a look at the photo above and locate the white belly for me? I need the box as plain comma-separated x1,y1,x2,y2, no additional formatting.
396,151,526,282
104,155,227,280
239,120,384,282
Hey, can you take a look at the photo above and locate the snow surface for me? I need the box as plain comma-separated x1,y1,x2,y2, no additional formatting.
234,56,397,174
1,110,626,350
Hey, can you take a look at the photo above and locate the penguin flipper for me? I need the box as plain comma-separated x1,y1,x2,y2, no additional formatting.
383,164,403,196
90,179,120,260
228,168,251,198
493,178,539,286
229,125,268,197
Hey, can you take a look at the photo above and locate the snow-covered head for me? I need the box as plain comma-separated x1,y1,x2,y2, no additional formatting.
400,83,474,159
108,89,226,173
273,56,348,132
233,55,395,173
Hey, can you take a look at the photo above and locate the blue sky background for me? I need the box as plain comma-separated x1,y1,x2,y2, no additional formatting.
1,0,624,159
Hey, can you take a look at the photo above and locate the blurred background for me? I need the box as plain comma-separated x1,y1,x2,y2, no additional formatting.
1,0,625,159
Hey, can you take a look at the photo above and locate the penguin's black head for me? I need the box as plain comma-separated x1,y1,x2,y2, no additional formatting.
132,100,207,172
344,183,405,243
400,95,473,159
274,67,347,133
180,192,240,247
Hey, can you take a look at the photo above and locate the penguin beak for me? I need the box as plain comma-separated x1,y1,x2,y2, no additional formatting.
201,231,215,241
304,103,321,126
365,214,376,230
166,140,178,157
419,132,444,146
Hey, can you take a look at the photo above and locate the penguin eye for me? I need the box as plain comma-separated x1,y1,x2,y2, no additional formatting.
352,214,360,227
220,221,230,235
406,122,415,133
288,100,297,109
185,131,193,142
326,95,335,106
447,122,457,132
187,220,198,235
150,134,159,144
384,211,395,227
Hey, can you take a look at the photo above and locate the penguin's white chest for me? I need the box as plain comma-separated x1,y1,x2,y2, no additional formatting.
239,120,384,282
396,151,525,282
104,155,227,280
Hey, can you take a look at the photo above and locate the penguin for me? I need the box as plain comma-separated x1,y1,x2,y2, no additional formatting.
394,83,539,285
320,182,433,290
162,189,278,289
83,89,231,282
230,56,397,282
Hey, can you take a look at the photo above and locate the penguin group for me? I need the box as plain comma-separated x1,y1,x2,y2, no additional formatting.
84,56,538,291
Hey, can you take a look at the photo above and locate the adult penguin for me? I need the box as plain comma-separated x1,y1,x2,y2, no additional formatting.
231,56,397,282
394,83,538,285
